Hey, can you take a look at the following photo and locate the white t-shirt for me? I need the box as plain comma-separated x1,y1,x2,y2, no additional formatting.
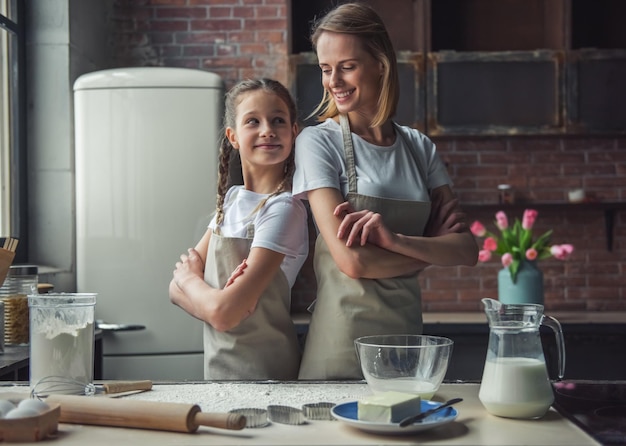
292,118,451,201
208,186,309,288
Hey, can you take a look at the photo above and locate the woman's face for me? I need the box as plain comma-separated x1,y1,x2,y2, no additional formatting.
316,31,383,116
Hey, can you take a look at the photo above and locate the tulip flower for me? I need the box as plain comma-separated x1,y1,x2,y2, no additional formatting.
551,244,574,260
525,248,538,261
522,209,538,230
478,250,492,262
495,211,508,230
483,237,498,251
501,252,513,267
470,221,486,237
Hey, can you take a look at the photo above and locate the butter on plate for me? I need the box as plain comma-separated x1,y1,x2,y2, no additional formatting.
357,391,421,423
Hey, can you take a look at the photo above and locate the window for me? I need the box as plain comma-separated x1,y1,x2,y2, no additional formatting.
0,0,26,261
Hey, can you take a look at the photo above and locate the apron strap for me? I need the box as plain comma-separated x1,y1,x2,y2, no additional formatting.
339,114,358,195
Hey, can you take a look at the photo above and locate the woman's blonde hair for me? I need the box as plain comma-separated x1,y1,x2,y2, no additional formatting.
215,78,297,226
310,2,399,127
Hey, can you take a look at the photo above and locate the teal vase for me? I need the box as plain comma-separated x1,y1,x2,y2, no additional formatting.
497,261,544,305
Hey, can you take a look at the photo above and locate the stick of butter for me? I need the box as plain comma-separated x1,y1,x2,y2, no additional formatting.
357,391,421,423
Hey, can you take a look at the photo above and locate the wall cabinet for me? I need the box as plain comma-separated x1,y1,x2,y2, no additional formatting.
290,0,626,135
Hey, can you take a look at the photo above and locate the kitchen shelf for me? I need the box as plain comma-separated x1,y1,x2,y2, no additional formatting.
290,0,626,135
463,201,626,251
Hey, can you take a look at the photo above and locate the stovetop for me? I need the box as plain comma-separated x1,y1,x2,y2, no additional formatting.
552,381,626,445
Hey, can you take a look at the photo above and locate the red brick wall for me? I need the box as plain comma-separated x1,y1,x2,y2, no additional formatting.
111,0,626,312
112,0,290,88
426,136,626,312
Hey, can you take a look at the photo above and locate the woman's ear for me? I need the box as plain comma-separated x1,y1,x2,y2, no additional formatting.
225,126,239,149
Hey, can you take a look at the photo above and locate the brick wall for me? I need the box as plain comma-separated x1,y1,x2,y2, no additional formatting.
111,0,626,312
112,0,290,88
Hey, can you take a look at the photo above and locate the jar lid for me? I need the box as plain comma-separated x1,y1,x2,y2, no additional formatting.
8,265,39,276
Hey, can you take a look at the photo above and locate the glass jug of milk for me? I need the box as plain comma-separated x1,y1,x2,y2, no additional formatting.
478,297,565,419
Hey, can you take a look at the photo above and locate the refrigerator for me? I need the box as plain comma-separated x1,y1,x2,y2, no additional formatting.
74,67,224,380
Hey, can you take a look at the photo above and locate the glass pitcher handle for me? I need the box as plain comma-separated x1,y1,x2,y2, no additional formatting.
542,315,566,379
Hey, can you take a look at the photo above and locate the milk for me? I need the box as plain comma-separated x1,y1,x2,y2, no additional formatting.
364,376,438,400
479,357,554,419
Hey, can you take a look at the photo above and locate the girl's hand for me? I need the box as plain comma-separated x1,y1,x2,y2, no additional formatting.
424,197,467,237
225,259,247,288
334,201,396,249
173,248,204,288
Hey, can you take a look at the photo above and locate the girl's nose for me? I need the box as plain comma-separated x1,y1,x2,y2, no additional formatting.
260,121,276,137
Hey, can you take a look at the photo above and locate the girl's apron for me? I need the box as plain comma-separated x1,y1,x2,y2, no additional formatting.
298,114,431,380
203,221,300,380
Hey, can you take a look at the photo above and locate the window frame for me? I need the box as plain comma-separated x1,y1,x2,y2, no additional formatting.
0,0,27,263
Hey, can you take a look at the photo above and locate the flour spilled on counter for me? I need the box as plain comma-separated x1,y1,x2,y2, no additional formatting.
122,382,373,412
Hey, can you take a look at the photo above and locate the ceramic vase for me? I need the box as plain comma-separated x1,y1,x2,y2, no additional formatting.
497,261,544,305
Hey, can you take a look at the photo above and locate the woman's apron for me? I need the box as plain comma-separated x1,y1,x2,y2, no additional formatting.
298,114,431,380
203,222,300,380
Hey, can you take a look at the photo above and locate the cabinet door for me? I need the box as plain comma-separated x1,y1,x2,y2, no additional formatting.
426,51,565,135
567,50,626,133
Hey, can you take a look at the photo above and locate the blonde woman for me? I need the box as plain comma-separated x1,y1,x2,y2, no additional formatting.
293,3,478,380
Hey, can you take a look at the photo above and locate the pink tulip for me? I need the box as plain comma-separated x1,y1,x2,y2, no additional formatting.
551,244,574,260
495,211,508,230
483,237,498,251
478,249,492,262
470,221,486,237
501,252,513,267
522,209,538,230
525,248,538,261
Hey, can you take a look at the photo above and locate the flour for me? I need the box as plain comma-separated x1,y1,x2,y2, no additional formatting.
122,382,373,413
30,322,94,390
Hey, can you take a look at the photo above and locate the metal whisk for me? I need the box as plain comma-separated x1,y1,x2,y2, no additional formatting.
30,375,96,399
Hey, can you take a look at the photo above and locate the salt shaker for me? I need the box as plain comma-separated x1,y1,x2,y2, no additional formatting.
497,184,515,204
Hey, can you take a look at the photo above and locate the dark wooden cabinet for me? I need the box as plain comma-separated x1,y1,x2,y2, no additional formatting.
290,0,625,135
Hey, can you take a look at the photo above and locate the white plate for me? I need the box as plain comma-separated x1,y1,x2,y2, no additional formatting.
331,399,458,435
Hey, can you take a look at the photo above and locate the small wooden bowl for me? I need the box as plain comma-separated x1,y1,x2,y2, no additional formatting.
0,397,60,442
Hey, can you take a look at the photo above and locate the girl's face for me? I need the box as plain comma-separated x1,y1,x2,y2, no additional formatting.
316,31,383,116
226,90,296,169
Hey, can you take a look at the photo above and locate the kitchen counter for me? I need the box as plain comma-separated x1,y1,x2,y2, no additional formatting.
1,381,600,445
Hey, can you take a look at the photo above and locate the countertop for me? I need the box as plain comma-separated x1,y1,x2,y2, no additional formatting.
1,381,600,445
293,311,626,327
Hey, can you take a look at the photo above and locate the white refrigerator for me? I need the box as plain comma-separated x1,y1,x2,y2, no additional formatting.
74,67,224,380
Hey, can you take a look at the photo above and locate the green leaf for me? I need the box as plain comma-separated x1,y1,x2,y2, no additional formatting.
509,259,520,283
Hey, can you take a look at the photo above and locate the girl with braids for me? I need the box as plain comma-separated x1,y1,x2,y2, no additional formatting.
169,78,308,380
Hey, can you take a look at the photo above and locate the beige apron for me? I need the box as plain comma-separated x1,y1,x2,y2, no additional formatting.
298,115,431,380
203,221,300,380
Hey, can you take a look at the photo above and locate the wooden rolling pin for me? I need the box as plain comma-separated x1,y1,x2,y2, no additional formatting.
46,394,246,433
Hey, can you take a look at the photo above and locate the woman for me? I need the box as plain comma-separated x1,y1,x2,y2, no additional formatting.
293,2,478,380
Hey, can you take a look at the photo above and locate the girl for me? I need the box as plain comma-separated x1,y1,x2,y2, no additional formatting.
169,78,309,380
293,3,479,380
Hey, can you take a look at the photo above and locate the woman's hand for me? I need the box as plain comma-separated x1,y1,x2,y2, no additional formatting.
423,196,468,237
334,201,396,249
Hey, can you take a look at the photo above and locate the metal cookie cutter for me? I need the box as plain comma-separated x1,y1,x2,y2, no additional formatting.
267,405,306,425
228,408,270,428
302,402,336,421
